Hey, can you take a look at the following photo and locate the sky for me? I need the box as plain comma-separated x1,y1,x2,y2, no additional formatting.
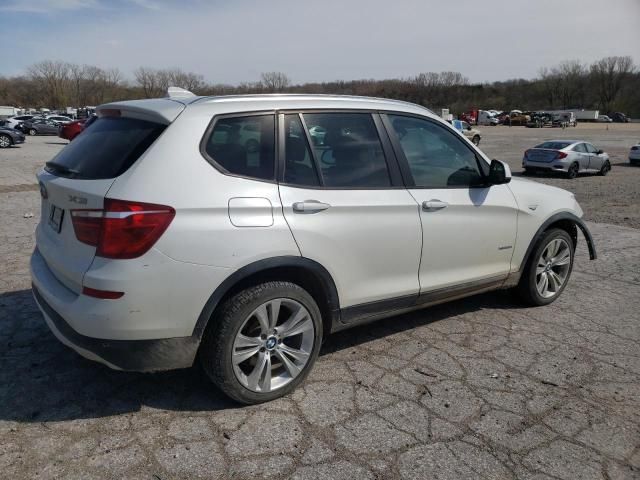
1,0,639,85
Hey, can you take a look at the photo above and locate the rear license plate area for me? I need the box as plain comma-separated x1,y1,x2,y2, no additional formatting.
48,205,64,233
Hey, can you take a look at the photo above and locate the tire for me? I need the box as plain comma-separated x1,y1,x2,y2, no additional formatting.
522,168,532,176
599,160,611,176
472,135,480,146
0,134,11,148
199,281,323,404
28,129,37,136
566,162,579,179
517,228,574,306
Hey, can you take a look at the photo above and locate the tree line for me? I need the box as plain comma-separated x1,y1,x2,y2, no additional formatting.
0,56,637,116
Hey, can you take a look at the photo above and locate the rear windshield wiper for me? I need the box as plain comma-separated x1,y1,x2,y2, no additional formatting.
45,161,83,178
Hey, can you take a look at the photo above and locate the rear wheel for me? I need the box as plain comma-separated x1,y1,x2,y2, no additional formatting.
517,228,574,306
199,281,323,404
0,134,11,148
566,162,579,179
28,128,37,136
599,160,611,176
472,135,480,146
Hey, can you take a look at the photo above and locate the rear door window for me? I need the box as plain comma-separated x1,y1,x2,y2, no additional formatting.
573,143,587,153
584,143,598,154
301,112,391,188
45,116,166,179
203,115,275,181
283,114,321,187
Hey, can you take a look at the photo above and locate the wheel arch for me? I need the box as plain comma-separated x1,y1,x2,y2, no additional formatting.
193,256,341,339
518,212,597,273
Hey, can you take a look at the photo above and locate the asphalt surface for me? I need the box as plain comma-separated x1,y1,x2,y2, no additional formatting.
0,132,639,479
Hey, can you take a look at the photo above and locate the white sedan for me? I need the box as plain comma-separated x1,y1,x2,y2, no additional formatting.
630,141,640,165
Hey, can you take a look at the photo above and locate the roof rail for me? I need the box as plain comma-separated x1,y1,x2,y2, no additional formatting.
165,86,196,99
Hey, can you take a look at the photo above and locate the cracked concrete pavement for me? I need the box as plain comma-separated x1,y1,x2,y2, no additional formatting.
0,134,639,479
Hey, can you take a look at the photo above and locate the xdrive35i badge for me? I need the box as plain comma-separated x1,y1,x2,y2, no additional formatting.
38,182,47,199
68,195,88,205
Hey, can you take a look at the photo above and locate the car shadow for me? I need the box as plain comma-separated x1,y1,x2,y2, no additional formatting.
0,287,521,422
44,141,69,145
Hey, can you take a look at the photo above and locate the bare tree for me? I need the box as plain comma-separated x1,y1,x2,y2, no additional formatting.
260,72,290,92
590,56,635,112
135,67,205,97
135,67,163,98
27,60,72,108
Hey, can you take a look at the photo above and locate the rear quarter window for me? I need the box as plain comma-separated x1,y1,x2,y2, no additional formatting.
45,117,166,179
202,114,276,181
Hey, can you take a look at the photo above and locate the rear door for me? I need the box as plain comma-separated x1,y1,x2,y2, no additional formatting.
584,143,603,170
278,112,422,312
36,114,168,293
572,142,590,170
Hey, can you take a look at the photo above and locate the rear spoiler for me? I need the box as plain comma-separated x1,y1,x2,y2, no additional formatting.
97,88,199,125
96,98,187,125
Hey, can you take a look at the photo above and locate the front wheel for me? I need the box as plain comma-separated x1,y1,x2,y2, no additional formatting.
472,135,480,146
199,281,323,404
28,129,37,136
599,160,611,176
517,228,574,306
0,134,11,148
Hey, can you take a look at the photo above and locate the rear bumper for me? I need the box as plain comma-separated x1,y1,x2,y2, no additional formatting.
32,284,199,371
522,160,569,172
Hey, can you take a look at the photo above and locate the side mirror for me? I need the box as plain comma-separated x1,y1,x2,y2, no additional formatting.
488,159,511,185
597,149,603,154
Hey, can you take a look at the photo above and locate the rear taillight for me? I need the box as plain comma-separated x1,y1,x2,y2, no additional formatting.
524,149,531,159
71,199,175,259
556,151,568,159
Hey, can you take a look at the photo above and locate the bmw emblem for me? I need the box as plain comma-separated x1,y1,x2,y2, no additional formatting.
265,337,277,350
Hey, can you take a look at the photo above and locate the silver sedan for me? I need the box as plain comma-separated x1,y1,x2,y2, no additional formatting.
522,140,611,179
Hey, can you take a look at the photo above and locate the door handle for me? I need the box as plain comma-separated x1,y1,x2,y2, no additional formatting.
292,200,331,213
422,199,448,211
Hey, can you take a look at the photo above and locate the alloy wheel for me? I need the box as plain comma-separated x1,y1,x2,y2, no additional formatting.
568,163,578,179
535,238,571,298
0,135,10,148
232,298,315,393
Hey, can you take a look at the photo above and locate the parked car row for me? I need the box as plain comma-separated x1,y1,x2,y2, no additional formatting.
0,114,96,147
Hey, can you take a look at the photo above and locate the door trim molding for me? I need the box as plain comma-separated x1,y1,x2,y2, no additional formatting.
335,274,506,331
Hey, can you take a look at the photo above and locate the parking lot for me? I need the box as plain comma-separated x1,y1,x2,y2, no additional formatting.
1,125,639,479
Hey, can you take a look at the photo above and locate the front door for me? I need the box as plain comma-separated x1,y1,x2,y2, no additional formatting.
383,113,518,293
278,112,422,310
584,142,604,170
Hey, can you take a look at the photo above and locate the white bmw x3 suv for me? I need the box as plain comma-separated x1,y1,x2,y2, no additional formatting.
31,90,596,404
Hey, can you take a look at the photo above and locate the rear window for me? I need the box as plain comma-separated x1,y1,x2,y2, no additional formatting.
45,116,165,179
535,141,571,150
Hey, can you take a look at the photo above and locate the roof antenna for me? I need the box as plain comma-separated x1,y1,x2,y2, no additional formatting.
165,86,196,99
